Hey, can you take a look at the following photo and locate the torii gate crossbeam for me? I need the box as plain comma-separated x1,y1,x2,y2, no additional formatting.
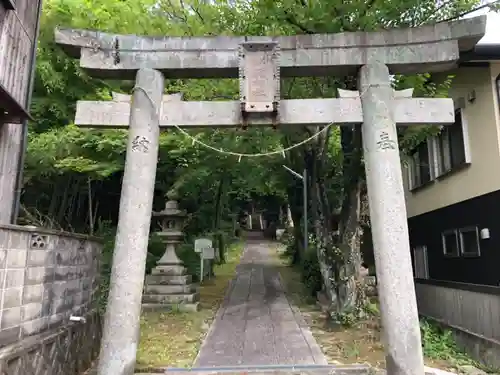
55,17,484,79
55,16,486,375
75,96,455,128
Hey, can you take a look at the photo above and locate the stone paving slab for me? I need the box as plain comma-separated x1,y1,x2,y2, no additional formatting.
137,364,371,375
194,236,328,367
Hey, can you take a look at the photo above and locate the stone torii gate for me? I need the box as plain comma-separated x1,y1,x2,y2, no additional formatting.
55,16,485,375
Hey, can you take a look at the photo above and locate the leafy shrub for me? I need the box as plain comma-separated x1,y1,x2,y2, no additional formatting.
283,232,298,259
94,220,117,314
211,230,226,264
301,250,323,296
177,242,202,281
420,318,474,366
146,232,165,273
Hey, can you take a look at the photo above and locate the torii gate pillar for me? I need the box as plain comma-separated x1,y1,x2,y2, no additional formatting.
97,68,164,375
359,63,424,375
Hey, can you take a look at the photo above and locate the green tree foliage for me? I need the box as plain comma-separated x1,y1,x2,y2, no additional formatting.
25,0,288,234
23,0,493,319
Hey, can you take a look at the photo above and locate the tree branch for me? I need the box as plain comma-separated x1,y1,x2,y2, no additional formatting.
283,10,314,34
190,5,204,23
438,1,499,23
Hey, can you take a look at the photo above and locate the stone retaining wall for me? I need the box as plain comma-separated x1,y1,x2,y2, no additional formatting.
0,225,102,355
0,310,101,374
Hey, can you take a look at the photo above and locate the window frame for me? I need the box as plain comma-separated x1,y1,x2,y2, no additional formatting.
434,107,471,178
442,229,460,258
407,138,436,191
406,98,473,192
413,245,429,279
459,226,481,257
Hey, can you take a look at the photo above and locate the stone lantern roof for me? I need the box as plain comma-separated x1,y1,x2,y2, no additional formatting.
152,200,186,218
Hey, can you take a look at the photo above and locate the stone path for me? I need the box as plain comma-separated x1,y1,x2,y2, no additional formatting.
194,234,328,367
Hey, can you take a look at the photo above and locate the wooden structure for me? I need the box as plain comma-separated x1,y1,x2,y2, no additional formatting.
0,0,42,224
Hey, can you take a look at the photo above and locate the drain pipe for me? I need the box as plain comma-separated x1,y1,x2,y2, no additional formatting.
11,0,44,224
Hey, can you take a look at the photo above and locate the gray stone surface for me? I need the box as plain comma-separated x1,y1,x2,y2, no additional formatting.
54,16,486,79
457,365,487,375
195,237,327,367
142,198,199,313
74,97,454,129
112,91,183,102
96,68,164,375
0,225,101,347
142,302,200,313
146,274,192,285
358,63,424,375
93,364,372,375
142,292,199,304
374,366,461,375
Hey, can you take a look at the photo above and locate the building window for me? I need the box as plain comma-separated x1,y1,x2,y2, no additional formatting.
408,139,434,190
442,229,459,257
413,246,429,279
459,227,481,257
436,109,470,176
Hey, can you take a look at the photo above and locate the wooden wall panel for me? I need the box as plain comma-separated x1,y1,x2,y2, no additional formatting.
0,6,34,106
415,283,500,342
12,0,40,39
0,4,7,30
0,123,22,223
0,0,41,224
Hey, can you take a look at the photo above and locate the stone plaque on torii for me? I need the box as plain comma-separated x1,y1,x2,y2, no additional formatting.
55,16,486,375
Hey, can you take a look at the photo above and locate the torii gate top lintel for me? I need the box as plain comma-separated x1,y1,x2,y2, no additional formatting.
55,15,486,80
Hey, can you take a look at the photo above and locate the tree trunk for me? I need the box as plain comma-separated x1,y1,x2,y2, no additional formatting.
57,176,71,225
286,205,293,227
336,179,364,316
331,123,367,320
88,177,94,235
213,174,228,264
308,149,322,241
286,181,304,264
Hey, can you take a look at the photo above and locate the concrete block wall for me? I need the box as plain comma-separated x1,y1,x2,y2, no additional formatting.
0,225,101,347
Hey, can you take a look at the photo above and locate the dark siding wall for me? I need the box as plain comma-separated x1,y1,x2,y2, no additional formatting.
408,189,500,286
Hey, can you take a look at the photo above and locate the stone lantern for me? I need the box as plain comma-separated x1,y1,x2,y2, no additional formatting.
142,196,199,312
153,199,186,270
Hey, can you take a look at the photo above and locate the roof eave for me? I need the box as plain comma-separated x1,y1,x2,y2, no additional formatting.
461,43,500,61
